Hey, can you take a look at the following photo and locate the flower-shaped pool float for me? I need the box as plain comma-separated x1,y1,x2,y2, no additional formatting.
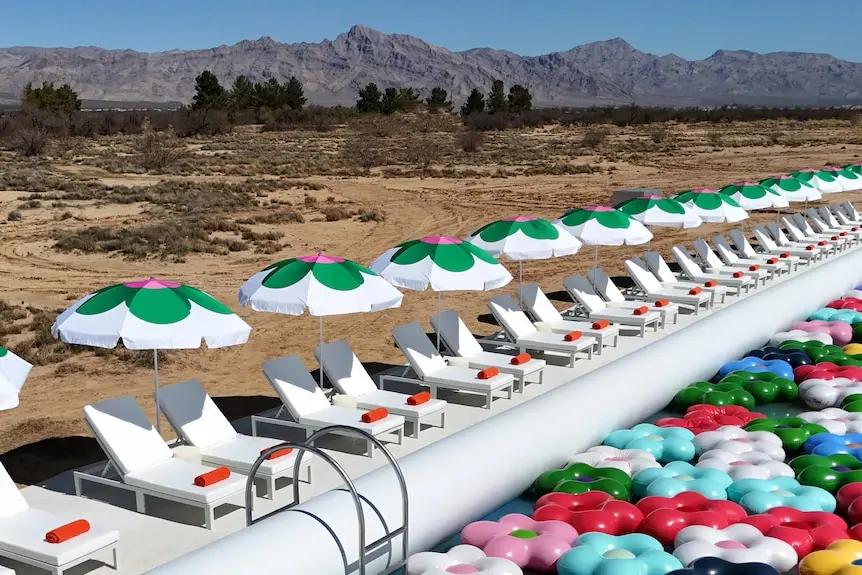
695,425,785,460
846,343,862,357
566,446,661,477
717,357,794,380
532,462,632,499
673,382,756,410
782,340,846,364
808,308,862,324
790,454,862,492
727,476,836,514
603,424,696,464
828,298,862,312
798,539,862,575
740,507,849,558
667,557,779,575
793,319,855,345
556,532,681,575
633,461,733,500
837,483,862,524
747,345,812,368
460,513,577,572
799,378,862,409
771,329,833,346
744,418,828,451
406,545,524,575
672,523,798,571
795,363,862,383
805,433,862,458
716,371,799,403
696,450,794,481
635,492,747,545
799,408,862,434
656,405,765,435
532,491,643,535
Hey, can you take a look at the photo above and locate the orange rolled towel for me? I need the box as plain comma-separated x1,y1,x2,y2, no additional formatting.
780,252,791,258
510,353,531,365
632,306,649,315
261,447,293,460
766,258,778,264
840,232,848,236
563,331,582,342
704,280,718,287
732,271,743,278
194,466,231,487
361,407,389,423
477,367,500,379
806,245,815,250
407,391,431,405
689,287,703,295
831,236,839,241
45,520,90,544
749,264,760,271
817,241,827,246
591,319,610,329
654,299,670,307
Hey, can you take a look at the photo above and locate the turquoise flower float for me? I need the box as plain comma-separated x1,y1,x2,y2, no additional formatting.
804,432,862,457
556,533,682,575
632,461,733,500
717,357,794,381
603,424,696,464
809,307,862,323
726,476,836,514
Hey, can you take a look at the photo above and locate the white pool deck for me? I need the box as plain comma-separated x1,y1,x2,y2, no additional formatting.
5,249,854,575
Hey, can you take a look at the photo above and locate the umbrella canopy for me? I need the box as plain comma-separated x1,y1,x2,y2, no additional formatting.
788,168,844,194
0,347,32,411
555,206,653,246
845,163,862,176
824,166,862,192
614,195,702,229
370,236,512,292
717,182,789,210
759,176,822,203
673,189,749,224
466,216,582,260
239,254,403,316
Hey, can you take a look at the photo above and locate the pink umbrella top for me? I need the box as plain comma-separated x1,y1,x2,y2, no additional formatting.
582,205,615,212
124,278,181,289
421,236,462,245
502,216,538,222
297,254,345,264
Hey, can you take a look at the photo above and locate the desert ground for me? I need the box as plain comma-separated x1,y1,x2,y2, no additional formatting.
1,114,861,484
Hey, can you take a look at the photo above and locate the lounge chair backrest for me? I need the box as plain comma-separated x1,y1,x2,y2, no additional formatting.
693,238,724,270
488,294,539,339
0,461,28,517
807,207,831,228
841,201,860,220
729,229,757,257
84,396,174,476
262,355,332,420
712,235,741,264
392,322,448,379
791,213,816,236
624,259,663,293
644,251,678,283
753,226,780,251
518,283,564,323
562,275,607,314
158,380,237,450
833,209,852,226
587,267,626,303
822,206,843,227
672,246,704,277
806,213,829,233
766,222,791,245
315,341,378,397
429,310,484,358
778,218,805,242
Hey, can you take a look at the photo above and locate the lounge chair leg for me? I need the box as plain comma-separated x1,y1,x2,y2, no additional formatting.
306,464,312,484
265,476,275,500
486,391,492,409
440,411,446,429
135,491,146,514
204,505,214,530
366,439,374,457
411,418,420,439
112,545,119,570
640,324,645,338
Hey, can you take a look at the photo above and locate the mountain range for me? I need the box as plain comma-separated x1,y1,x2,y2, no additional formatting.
1,25,861,108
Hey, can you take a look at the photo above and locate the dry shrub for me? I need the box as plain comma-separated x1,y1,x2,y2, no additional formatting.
405,139,442,173
648,126,671,144
460,130,484,153
137,133,186,172
322,206,351,221
341,137,383,173
707,130,725,147
7,210,22,221
581,128,609,149
7,126,51,156
357,209,386,222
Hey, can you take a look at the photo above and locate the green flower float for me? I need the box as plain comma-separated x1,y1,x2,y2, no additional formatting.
780,340,848,364
554,206,652,246
467,216,582,261
673,381,756,410
717,371,798,403
744,418,828,452
532,462,632,500
789,453,862,493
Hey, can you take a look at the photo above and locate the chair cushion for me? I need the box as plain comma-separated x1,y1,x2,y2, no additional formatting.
515,331,597,354
124,458,245,505
297,405,405,435
200,435,312,476
354,389,446,418
467,351,546,376
423,366,514,392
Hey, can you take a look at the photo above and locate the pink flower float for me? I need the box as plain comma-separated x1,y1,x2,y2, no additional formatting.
790,320,853,347
460,513,578,572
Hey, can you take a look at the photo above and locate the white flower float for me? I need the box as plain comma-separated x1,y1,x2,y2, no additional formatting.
566,446,661,477
798,377,862,409
798,408,862,434
672,524,798,571
769,329,833,346
406,545,523,575
695,450,794,481
693,426,785,461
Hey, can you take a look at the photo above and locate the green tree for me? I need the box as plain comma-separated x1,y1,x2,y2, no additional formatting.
191,70,227,110
380,87,401,115
21,82,81,115
255,78,284,109
487,80,508,114
460,88,485,116
508,84,533,113
426,87,453,113
396,87,421,111
356,83,382,113
283,76,306,110
228,75,256,110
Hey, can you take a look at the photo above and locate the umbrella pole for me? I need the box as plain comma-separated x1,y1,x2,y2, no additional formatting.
518,261,523,310
436,291,442,352
319,316,324,386
153,349,160,434
594,246,599,271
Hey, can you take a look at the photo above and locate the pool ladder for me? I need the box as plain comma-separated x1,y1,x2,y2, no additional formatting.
244,425,409,575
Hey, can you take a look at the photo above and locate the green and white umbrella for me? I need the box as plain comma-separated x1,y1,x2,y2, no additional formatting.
614,195,703,229
825,166,862,192
788,168,844,194
759,176,822,203
0,347,32,411
717,182,789,210
846,163,862,177
673,189,749,224
555,206,653,245
52,278,251,431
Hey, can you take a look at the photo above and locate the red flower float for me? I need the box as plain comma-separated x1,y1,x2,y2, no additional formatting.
739,506,849,558
827,298,862,312
837,483,862,524
794,362,862,383
532,491,643,535
656,404,766,434
634,491,747,545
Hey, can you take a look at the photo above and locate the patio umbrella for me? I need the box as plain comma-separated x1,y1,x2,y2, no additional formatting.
825,166,862,192
672,189,749,224
238,254,403,381
788,168,845,194
0,347,32,411
845,163,862,176
555,205,653,269
759,176,822,203
717,182,789,211
370,236,512,349
614,195,703,229
466,216,581,307
52,278,251,432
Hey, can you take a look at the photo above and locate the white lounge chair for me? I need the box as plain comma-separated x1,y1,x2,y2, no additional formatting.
315,341,447,438
561,275,662,337
252,355,405,456
831,205,860,227
671,246,757,294
794,212,856,248
586,267,680,325
76,396,247,530
809,207,862,242
781,217,844,253
837,201,861,223
750,227,820,263
623,259,713,314
384,322,515,409
157,379,313,500
515,285,620,353
429,310,546,392
691,239,773,283
635,255,728,306
712,234,798,273
821,206,862,236
0,462,118,575
768,220,835,256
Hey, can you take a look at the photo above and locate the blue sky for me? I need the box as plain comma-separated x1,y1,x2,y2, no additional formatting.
2,0,860,62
